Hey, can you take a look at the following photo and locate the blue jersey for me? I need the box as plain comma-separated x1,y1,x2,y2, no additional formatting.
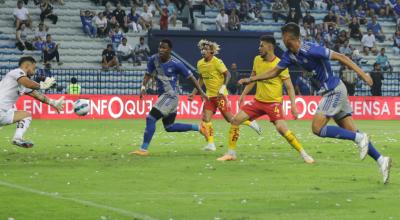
295,76,311,95
367,22,382,34
338,9,347,17
45,41,56,51
277,41,340,92
80,15,93,26
111,31,124,44
355,9,366,19
128,12,140,23
224,0,236,11
147,55,192,95
391,0,400,15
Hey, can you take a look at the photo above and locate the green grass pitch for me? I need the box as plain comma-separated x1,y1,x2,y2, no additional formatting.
0,119,399,220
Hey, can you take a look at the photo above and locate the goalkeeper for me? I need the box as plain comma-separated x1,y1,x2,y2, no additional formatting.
0,56,64,148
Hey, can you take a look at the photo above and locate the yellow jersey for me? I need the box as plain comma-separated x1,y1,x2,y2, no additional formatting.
252,55,289,103
197,56,228,97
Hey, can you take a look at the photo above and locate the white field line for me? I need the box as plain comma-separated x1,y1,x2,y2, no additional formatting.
0,180,157,220
56,190,363,196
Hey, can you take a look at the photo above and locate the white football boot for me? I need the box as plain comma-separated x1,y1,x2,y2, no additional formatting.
203,143,216,151
302,153,315,164
355,132,369,160
248,120,262,135
12,139,34,148
379,156,392,184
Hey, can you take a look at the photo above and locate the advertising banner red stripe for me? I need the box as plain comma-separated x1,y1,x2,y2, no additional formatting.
15,95,400,120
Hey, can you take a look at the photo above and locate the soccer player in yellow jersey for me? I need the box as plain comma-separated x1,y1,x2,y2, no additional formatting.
217,35,314,163
189,39,261,151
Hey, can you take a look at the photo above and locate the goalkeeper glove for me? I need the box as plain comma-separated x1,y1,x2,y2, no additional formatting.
49,96,65,113
40,77,56,90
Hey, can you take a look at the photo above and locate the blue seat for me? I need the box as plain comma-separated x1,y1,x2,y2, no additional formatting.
0,36,12,40
0,58,18,62
0,50,22,55
0,45,16,49
0,64,17,68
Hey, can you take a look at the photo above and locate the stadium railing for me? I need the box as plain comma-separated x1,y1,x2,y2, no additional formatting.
0,68,146,95
235,70,400,97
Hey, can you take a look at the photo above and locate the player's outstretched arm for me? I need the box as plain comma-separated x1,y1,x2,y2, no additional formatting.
238,71,256,106
330,51,373,86
238,66,282,85
140,73,152,99
17,77,41,89
27,90,64,113
188,75,208,100
283,78,298,119
18,76,56,90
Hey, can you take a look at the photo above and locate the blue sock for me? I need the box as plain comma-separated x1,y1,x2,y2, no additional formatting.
368,142,381,161
319,126,356,140
192,124,199,131
141,115,157,150
165,123,198,132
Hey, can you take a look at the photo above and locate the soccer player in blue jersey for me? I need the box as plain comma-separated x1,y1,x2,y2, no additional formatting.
130,39,209,156
239,23,392,184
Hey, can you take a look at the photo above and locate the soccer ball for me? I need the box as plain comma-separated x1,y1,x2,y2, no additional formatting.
74,99,90,116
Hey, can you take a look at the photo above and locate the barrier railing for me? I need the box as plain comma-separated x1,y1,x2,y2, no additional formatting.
235,70,400,97
0,68,147,95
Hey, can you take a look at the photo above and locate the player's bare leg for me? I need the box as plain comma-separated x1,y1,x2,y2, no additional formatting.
273,120,314,164
217,111,249,161
335,116,391,184
12,111,33,148
311,113,330,136
201,109,216,151
221,110,234,122
221,110,261,135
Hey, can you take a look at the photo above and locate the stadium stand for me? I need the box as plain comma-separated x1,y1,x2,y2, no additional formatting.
0,0,190,94
192,2,400,96
0,0,188,69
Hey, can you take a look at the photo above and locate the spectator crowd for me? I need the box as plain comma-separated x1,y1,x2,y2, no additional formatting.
13,0,62,68
8,0,400,96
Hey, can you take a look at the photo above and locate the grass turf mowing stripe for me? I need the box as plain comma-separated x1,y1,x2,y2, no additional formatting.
0,179,157,220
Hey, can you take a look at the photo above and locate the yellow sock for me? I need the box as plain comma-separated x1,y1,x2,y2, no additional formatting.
228,125,240,150
283,130,304,152
241,120,251,126
205,122,214,144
